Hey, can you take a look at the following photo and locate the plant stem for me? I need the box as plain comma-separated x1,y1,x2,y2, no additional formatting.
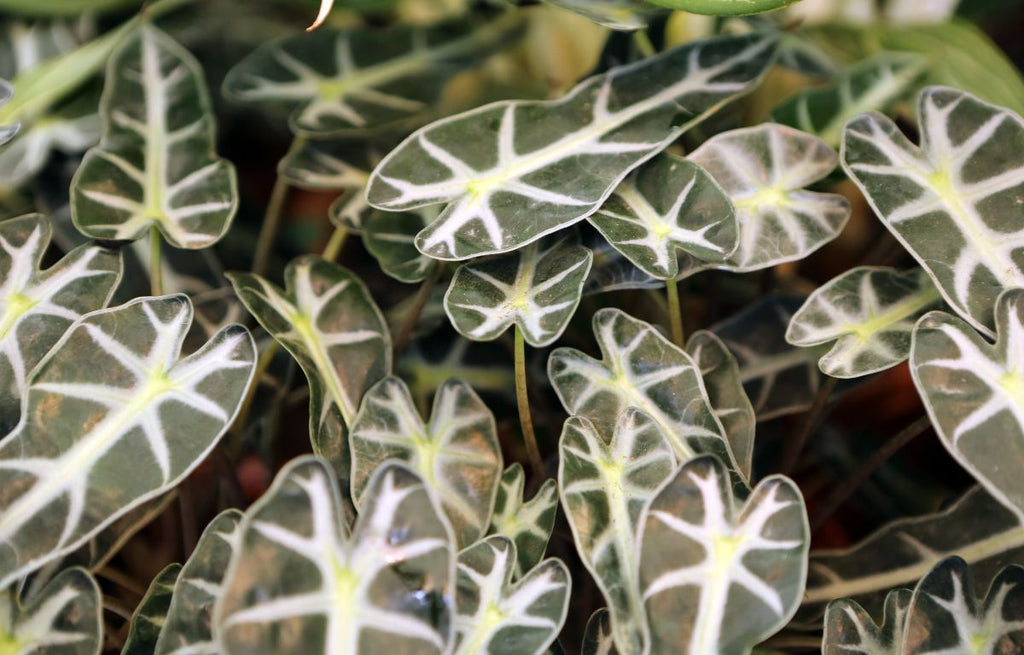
632,29,657,58
811,415,932,532
393,262,444,355
665,277,685,348
253,136,307,277
515,325,545,479
322,225,348,262
780,375,838,475
149,226,163,296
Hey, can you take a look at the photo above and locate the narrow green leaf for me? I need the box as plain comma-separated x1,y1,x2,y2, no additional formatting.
72,25,238,249
367,32,778,261
787,266,941,379
841,86,1024,336
823,589,911,655
581,609,618,655
453,536,570,655
638,455,809,655
689,123,851,272
589,155,737,280
0,294,256,587
122,564,181,655
444,236,592,348
216,457,456,655
0,0,142,15
398,337,515,411
489,464,559,579
644,0,799,15
0,567,101,655
542,0,651,30
278,138,378,231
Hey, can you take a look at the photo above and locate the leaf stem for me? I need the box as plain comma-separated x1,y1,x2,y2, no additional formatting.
253,136,307,277
780,375,838,474
322,225,348,262
394,262,444,356
632,29,657,58
665,277,685,348
515,325,545,479
149,226,163,296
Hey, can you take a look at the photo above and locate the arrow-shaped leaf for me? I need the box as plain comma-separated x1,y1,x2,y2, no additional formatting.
216,457,456,655
589,154,737,280
0,567,100,655
367,32,778,261
689,123,851,272
581,609,618,655
788,266,942,379
350,376,502,549
444,236,592,348
123,564,181,655
842,86,1024,335
453,535,570,655
363,209,434,283
558,409,675,655
0,295,255,588
489,464,559,580
71,25,238,249
637,455,809,655
278,138,379,231
823,589,911,655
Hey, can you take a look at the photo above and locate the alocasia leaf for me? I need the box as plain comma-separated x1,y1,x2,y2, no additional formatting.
215,457,456,655
278,138,379,231
0,213,122,434
542,0,651,29
911,289,1024,521
398,337,515,411
453,536,570,655
444,236,593,348
841,86,1024,336
223,15,525,136
350,376,502,549
228,257,391,487
688,123,851,272
0,78,18,145
772,53,927,147
122,564,181,655
902,557,1024,654
489,464,559,579
71,25,238,249
0,294,255,588
548,308,739,473
367,32,778,261
558,410,675,655
154,510,242,655
645,0,799,14
588,155,737,280
787,267,942,379
581,609,618,655
363,209,434,283
637,455,809,655
0,567,101,655
823,589,911,655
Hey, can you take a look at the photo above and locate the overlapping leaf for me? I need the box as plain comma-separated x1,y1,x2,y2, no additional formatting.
787,267,941,379
453,536,570,655
367,32,778,260
278,138,379,231
0,213,121,434
350,376,502,548
0,567,100,655
823,589,911,655
589,155,736,280
444,236,592,348
71,25,238,249
0,295,255,588
123,564,181,655
216,457,456,655
223,15,525,135
363,209,434,283
842,86,1024,335
489,464,559,579
637,455,809,655
0,78,18,145
911,289,1024,520
548,308,738,471
398,337,515,411
581,609,618,655
558,410,675,655
688,123,850,272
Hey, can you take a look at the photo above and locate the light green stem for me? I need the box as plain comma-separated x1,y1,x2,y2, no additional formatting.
632,29,657,58
643,0,800,15
149,227,163,296
322,225,348,262
665,277,684,348
515,325,544,479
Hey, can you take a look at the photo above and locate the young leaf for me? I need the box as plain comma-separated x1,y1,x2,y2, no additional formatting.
787,266,941,379
453,536,570,655
350,376,502,549
772,53,927,147
363,209,434,283
367,32,778,261
71,25,238,249
558,410,675,655
489,464,559,579
0,567,101,655
216,457,456,655
0,294,255,588
278,138,379,232
686,330,756,480
154,510,242,655
911,289,1024,521
543,0,651,30
0,213,122,434
548,308,738,472
123,564,181,655
228,257,391,484
588,155,737,280
903,557,1024,654
841,86,1024,335
823,589,911,655
581,609,618,655
444,236,593,348
688,123,851,272
223,15,525,136
637,455,809,655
